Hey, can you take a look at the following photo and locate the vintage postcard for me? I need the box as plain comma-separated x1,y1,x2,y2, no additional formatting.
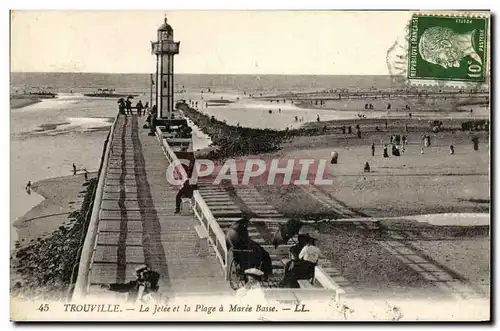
10,10,490,322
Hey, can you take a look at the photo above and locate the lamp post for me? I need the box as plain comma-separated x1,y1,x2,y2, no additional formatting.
151,16,180,119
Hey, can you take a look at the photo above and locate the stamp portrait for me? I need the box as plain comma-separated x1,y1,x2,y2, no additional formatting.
408,14,488,82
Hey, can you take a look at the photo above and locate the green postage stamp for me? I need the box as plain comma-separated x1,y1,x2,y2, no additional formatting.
408,14,488,82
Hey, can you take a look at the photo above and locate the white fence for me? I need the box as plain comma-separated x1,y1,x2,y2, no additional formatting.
155,127,230,278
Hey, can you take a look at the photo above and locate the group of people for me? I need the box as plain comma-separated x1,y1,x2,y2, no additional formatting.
225,216,321,289
377,134,408,158
118,98,148,116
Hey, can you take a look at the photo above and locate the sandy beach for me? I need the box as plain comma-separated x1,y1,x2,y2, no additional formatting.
11,173,98,300
13,172,95,246
247,116,489,300
182,98,490,301
10,97,42,109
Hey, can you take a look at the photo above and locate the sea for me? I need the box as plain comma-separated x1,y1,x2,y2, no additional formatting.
9,72,489,247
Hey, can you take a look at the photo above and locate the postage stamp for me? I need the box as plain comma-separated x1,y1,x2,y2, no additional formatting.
408,14,489,82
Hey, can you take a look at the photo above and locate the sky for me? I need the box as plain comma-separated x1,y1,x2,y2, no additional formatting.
10,10,412,75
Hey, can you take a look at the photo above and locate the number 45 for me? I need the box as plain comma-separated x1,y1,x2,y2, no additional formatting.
38,304,49,312
467,61,482,78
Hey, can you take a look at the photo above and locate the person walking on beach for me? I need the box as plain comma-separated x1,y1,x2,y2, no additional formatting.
348,126,352,134
317,115,320,122
73,163,77,175
136,100,144,117
472,136,479,151
371,143,375,156
330,151,339,164
84,169,89,181
25,181,32,194
383,145,389,158
449,145,455,155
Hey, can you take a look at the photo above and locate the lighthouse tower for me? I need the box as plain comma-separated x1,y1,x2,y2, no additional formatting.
151,16,180,119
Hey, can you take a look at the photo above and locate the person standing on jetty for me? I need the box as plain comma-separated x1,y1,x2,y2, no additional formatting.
136,100,144,117
118,98,126,115
125,98,132,115
148,105,157,135
72,163,77,175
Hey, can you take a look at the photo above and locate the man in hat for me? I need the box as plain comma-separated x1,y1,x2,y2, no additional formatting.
281,234,321,288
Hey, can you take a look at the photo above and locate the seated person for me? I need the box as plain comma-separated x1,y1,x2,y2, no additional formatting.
225,217,250,250
226,217,251,275
281,234,320,288
174,180,196,214
101,265,160,303
246,239,273,280
284,234,309,273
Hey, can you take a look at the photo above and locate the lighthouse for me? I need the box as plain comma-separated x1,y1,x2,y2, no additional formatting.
152,16,180,119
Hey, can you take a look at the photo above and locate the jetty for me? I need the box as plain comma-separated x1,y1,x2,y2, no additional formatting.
72,16,344,305
72,111,345,301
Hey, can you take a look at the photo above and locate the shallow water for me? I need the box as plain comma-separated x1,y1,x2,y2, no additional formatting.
10,94,117,247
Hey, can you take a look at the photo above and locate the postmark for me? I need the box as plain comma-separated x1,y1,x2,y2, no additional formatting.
408,13,488,82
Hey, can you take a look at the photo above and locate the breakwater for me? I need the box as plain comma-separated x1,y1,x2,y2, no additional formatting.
177,102,326,158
